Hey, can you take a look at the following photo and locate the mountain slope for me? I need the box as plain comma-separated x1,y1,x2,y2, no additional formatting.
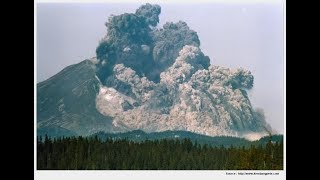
37,59,113,136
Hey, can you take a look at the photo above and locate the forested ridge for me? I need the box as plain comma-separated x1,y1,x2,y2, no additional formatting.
92,130,283,148
37,135,283,170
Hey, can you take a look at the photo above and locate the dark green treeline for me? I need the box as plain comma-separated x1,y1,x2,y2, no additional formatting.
37,136,283,170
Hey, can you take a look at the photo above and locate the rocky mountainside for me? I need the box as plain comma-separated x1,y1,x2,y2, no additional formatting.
37,59,113,136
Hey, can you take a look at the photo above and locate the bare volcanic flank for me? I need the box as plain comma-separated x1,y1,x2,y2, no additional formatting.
37,60,113,136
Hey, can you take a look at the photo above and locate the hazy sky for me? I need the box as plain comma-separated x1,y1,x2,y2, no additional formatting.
36,2,284,133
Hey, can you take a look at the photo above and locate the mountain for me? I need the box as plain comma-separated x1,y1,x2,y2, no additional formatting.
37,59,113,136
37,3,273,139
37,54,270,138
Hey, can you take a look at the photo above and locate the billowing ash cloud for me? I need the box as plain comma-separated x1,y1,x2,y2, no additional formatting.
94,4,272,139
160,45,210,86
95,3,202,83
135,3,161,27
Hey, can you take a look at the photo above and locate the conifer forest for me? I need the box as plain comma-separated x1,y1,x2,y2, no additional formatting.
37,135,283,170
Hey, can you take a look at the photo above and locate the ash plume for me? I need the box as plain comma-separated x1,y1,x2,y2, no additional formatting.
94,3,272,139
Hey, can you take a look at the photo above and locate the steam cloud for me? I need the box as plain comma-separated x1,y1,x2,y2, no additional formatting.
94,3,272,139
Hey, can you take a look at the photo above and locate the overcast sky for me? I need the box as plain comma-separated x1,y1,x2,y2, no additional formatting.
36,2,284,133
